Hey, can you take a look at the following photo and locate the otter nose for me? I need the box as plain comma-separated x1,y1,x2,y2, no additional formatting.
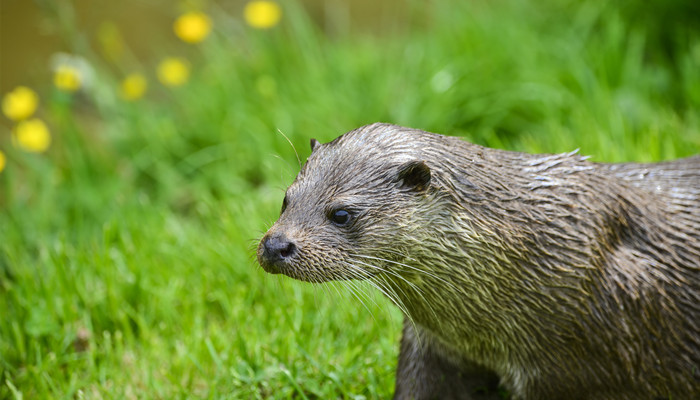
259,233,297,273
264,234,296,259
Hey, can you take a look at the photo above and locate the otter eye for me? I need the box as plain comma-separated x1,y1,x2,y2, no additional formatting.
329,209,351,226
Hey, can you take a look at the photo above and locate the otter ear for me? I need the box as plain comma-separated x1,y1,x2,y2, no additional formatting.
397,160,431,191
310,138,320,152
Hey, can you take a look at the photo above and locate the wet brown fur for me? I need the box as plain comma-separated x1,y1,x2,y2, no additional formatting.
257,123,700,399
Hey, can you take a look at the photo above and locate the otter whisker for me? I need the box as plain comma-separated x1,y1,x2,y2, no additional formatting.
343,261,414,323
343,267,396,325
347,254,445,328
310,272,336,308
353,253,459,293
352,257,441,326
346,257,427,317
276,128,301,169
342,261,390,304
320,279,364,322
327,280,351,305
371,272,425,349
347,255,422,293
338,272,381,323
345,257,419,303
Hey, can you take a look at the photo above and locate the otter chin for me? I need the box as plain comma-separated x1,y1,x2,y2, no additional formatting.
257,123,700,400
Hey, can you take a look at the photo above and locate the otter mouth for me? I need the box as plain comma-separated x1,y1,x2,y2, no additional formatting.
258,257,337,283
257,252,353,283
257,233,375,283
258,257,283,275
257,228,391,283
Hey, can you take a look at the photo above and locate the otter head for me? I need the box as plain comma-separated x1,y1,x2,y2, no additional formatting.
257,123,435,283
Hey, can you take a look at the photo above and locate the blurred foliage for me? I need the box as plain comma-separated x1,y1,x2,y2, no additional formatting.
0,0,699,398
618,0,700,62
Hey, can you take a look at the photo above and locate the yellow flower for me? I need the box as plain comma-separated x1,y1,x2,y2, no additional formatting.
0,150,6,173
13,118,51,153
157,58,190,87
244,1,281,29
54,65,82,92
174,11,212,43
120,73,148,100
2,86,39,121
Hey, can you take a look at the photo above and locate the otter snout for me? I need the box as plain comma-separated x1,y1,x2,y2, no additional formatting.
257,232,297,274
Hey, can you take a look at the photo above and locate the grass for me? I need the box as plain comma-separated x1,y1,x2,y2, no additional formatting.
1,0,699,398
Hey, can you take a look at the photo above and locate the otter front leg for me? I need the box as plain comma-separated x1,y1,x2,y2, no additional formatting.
393,319,503,400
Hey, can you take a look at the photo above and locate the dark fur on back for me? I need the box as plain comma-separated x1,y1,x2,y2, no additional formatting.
258,123,700,399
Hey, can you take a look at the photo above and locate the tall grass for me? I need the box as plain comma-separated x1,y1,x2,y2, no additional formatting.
1,0,698,398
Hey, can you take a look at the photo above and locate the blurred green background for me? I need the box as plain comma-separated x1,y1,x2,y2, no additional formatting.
0,0,699,398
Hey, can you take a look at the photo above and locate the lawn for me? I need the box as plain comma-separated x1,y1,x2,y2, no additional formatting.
1,0,698,398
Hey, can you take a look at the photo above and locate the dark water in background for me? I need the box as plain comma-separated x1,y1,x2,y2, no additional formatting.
0,0,409,94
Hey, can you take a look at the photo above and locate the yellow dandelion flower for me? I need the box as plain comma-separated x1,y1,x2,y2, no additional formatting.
174,11,212,43
2,86,39,121
0,150,6,173
157,57,190,87
13,118,51,153
244,1,282,29
54,65,82,92
120,73,148,101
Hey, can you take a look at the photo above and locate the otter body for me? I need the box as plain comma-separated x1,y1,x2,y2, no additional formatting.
257,123,700,399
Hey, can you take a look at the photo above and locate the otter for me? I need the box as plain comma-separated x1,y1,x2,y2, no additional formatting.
257,123,700,399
